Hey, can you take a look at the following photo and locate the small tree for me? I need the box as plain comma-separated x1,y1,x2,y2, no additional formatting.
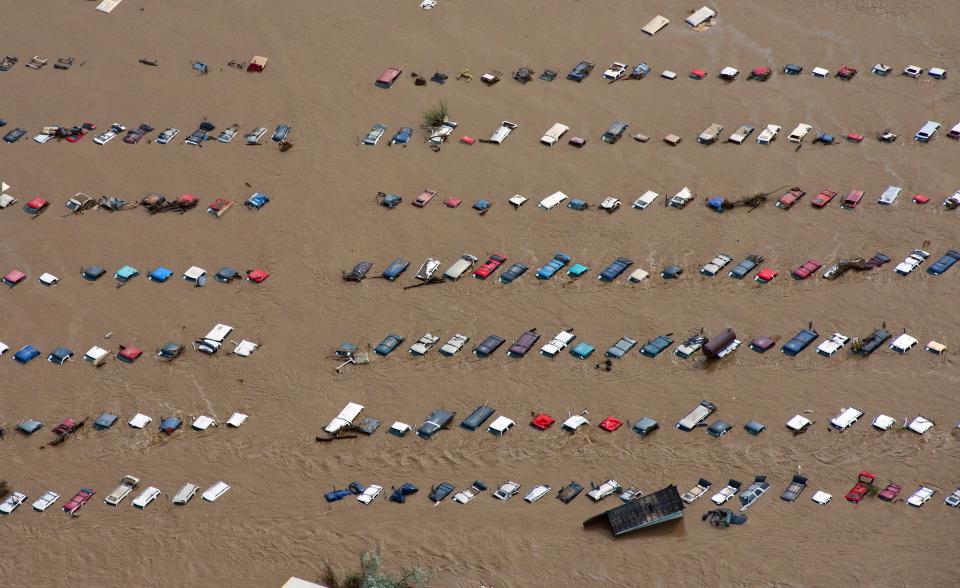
421,100,449,130
321,551,429,588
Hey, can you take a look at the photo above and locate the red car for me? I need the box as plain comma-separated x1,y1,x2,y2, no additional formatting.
117,345,142,363
599,416,622,432
530,413,555,430
791,259,822,280
52,418,79,435
755,268,778,283
689,69,707,79
443,197,462,208
846,133,864,143
912,194,929,204
841,190,864,209
878,483,902,502
63,487,96,514
65,122,97,143
246,268,270,283
776,188,806,209
474,254,507,279
845,471,876,503
811,189,837,208
23,196,49,216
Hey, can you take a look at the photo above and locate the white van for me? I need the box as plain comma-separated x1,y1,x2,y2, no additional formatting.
632,190,659,209
915,120,940,142
132,487,161,509
489,121,518,144
948,122,960,140
685,6,716,27
829,407,863,430
757,124,781,144
443,254,478,280
324,402,364,434
202,481,231,502
697,123,724,145
196,323,233,354
538,191,568,209
668,187,695,209
105,475,140,506
676,400,716,431
890,333,918,353
788,123,813,143
878,185,901,205
172,483,199,505
540,123,569,146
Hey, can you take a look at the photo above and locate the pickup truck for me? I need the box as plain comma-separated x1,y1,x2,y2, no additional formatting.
105,475,140,506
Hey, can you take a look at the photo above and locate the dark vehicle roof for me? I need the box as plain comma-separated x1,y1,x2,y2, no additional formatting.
474,335,505,356
461,405,495,431
782,329,818,355
583,485,684,536
599,257,633,281
703,328,737,359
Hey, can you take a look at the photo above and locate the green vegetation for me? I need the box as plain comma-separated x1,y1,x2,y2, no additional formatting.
321,551,429,588
421,100,449,129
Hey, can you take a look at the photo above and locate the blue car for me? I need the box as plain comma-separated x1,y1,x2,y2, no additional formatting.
472,199,492,212
389,483,418,503
537,253,571,279
640,334,674,357
14,345,41,364
927,250,960,275
325,482,365,502
390,127,412,145
381,258,410,280
599,257,633,282
781,328,819,356
567,198,589,211
499,263,528,284
3,127,27,143
245,192,270,210
567,61,594,82
630,62,651,79
374,333,404,356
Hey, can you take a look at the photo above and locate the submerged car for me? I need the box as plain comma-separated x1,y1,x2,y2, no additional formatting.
362,123,387,145
567,61,594,82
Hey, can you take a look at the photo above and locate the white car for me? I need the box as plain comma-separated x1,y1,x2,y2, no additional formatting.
727,125,754,144
561,412,589,432
453,481,486,504
757,124,781,144
93,123,126,145
602,62,628,81
945,487,960,507
540,330,576,357
132,487,161,509
788,123,813,143
816,333,850,356
0,491,27,514
599,196,621,213
493,481,521,501
903,65,923,79
907,486,936,507
32,491,60,511
895,249,930,275
172,483,199,505
700,254,732,276
244,127,268,144
632,190,659,210
105,475,140,506
878,185,902,205
357,484,383,504
488,121,518,144
155,128,179,144
438,333,470,356
409,333,440,356
523,485,551,503
587,480,621,502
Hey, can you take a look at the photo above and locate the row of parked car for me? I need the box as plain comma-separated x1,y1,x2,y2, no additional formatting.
0,478,232,516
324,473,960,511
342,247,960,289
359,320,945,364
11,411,248,439
361,117,960,149
2,191,271,218
1,121,292,145
2,264,269,289
5,322,260,368
374,61,949,89
323,396,947,443
379,187,960,213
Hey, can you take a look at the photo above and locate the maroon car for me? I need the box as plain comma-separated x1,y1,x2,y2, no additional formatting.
878,483,902,502
791,259,822,280
63,487,96,514
123,123,155,144
474,254,507,279
506,329,541,358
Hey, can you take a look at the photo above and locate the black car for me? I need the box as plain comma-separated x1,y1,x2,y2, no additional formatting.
473,335,505,357
428,482,455,503
3,127,27,143
271,124,291,142
566,61,594,82
417,409,455,439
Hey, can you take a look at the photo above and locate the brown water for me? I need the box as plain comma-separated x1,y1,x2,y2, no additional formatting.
1,1,958,586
